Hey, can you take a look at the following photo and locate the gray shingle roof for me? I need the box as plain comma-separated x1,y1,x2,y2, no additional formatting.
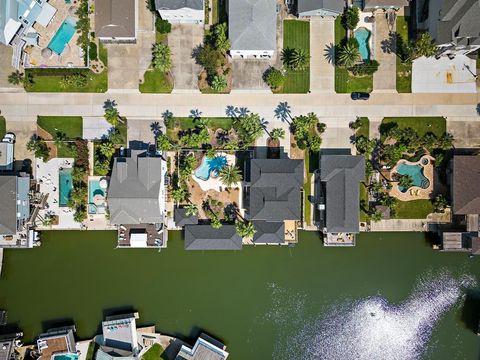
0,335,16,360
298,0,344,14
363,0,409,9
433,0,480,45
184,225,242,250
249,159,304,222
155,0,203,10
0,176,18,235
108,150,164,225
95,0,136,39
176,333,228,360
228,0,277,52
252,221,284,244
320,155,365,233
174,207,199,227
452,156,480,215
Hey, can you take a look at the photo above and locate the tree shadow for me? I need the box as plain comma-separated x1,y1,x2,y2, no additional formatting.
189,109,202,120
41,317,75,332
380,32,396,54
103,99,116,110
324,43,335,64
460,289,480,333
274,101,292,125
150,121,161,139
476,104,480,116
236,107,250,118
191,45,202,64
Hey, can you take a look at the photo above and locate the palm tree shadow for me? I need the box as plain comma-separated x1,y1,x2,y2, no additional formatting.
274,102,292,125
103,99,116,110
150,121,161,140
324,43,335,64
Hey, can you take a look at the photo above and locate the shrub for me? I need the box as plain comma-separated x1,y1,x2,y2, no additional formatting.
88,42,98,61
211,74,227,92
342,6,360,30
349,60,380,75
264,67,286,90
198,44,225,77
152,43,172,73
155,18,171,34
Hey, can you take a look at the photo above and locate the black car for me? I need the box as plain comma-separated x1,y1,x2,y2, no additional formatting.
351,92,370,100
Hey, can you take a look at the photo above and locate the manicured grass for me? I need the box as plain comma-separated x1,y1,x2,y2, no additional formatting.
396,17,411,93
37,116,83,139
140,69,173,93
359,183,369,222
99,42,108,67
355,117,370,139
85,342,98,360
141,344,168,360
334,17,373,93
381,117,446,137
281,20,310,93
0,116,6,139
394,199,434,219
174,117,233,130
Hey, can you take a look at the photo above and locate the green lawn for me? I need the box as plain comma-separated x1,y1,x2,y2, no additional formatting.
396,17,411,93
142,344,168,360
355,117,370,139
174,117,233,130
381,117,446,137
0,116,6,139
281,20,310,93
212,0,227,24
26,44,108,93
85,342,98,360
140,69,173,93
359,183,369,222
394,199,434,219
334,17,373,93
37,116,83,139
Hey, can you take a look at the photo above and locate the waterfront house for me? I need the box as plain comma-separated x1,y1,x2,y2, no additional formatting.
0,174,37,248
95,0,137,43
228,0,276,59
175,333,229,360
0,333,22,360
297,0,345,17
37,326,77,360
184,225,242,250
155,0,204,24
107,149,167,248
247,158,304,244
95,313,140,360
317,154,365,246
0,0,56,68
174,207,199,228
421,0,480,57
363,0,409,11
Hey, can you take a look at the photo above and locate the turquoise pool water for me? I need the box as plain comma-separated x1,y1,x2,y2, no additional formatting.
88,179,105,215
354,27,371,61
397,163,430,192
194,156,228,181
52,353,78,360
59,169,73,207
48,17,76,55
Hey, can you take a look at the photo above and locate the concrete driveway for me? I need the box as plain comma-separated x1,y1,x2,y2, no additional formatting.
0,45,23,92
231,60,272,91
107,1,155,90
310,17,335,93
373,12,396,92
169,24,203,91
447,118,480,148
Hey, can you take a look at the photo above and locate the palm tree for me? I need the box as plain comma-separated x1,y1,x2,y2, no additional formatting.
185,203,198,217
152,43,172,73
54,131,67,147
194,117,209,130
172,187,188,204
337,41,360,68
99,141,116,159
211,216,222,229
413,33,437,58
270,128,285,141
284,48,309,71
104,107,122,126
211,74,227,92
235,221,256,239
219,165,242,188
8,70,24,85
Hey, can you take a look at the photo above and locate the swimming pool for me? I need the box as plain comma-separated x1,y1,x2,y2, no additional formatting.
396,163,430,193
59,169,73,207
48,17,76,55
194,156,228,181
354,27,371,61
52,353,78,360
88,179,105,214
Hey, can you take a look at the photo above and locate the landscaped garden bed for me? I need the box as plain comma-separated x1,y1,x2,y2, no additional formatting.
396,16,411,93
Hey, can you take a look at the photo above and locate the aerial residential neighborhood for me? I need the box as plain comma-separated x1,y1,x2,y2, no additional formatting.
0,0,480,359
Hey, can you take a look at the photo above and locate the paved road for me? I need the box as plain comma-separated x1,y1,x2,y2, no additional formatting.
0,93,478,123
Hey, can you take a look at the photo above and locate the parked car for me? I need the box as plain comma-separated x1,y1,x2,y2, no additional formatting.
2,133,15,144
351,92,370,101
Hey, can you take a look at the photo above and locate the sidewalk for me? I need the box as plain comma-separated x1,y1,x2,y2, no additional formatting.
310,17,335,93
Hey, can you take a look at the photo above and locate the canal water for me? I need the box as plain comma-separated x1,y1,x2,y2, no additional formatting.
1,231,479,360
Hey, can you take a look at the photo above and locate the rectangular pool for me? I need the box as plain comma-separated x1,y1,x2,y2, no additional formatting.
59,169,73,207
48,17,76,55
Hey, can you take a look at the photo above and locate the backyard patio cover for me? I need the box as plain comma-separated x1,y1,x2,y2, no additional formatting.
36,2,57,28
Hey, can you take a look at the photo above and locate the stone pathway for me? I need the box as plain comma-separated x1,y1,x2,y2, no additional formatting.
310,17,335,93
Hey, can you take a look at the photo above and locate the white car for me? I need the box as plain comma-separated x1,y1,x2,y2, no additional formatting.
2,132,15,144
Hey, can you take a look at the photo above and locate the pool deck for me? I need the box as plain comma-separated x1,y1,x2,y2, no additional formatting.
192,153,238,192
388,155,435,201
26,0,84,68
36,157,80,230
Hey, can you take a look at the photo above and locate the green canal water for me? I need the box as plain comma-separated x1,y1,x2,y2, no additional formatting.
1,231,480,360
